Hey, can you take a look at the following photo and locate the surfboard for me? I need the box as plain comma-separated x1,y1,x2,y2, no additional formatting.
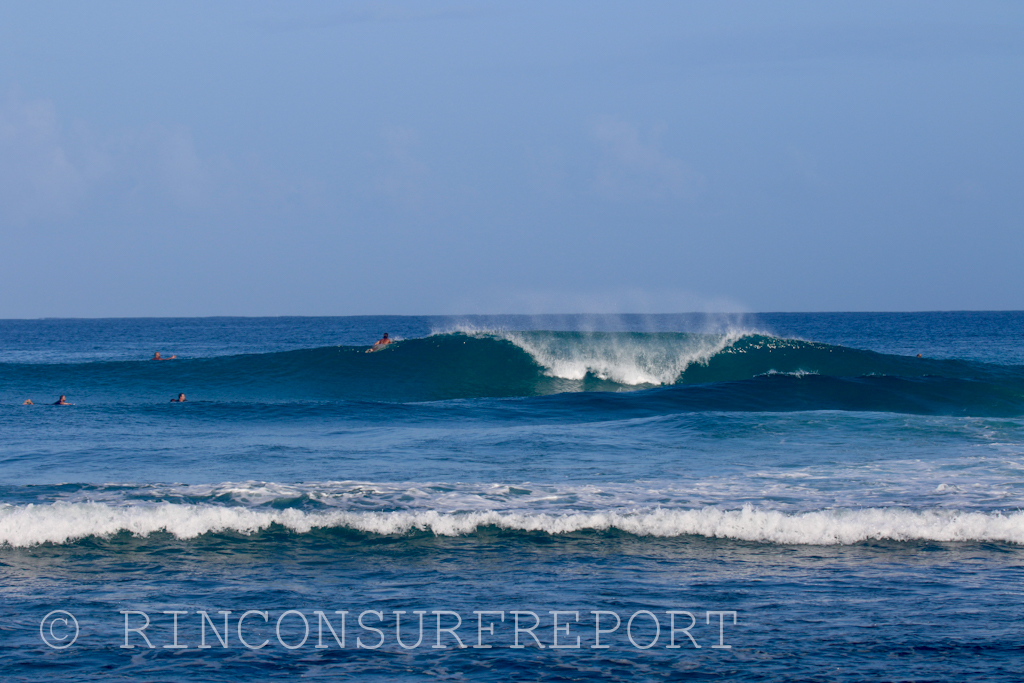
366,342,392,353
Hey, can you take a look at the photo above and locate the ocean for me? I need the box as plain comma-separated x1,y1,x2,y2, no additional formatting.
1,312,1022,681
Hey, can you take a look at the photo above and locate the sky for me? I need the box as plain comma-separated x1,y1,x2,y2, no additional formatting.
0,0,1022,317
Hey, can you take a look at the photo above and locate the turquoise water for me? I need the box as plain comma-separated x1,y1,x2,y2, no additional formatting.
1,313,1023,681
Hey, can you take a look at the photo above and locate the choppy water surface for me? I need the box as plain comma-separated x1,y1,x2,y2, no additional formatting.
1,313,1022,681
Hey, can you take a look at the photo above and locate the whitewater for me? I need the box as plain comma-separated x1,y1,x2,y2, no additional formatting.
5,501,1024,547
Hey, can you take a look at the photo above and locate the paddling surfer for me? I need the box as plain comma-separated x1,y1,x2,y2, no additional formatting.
366,333,394,352
152,352,176,360
53,395,69,405
171,393,186,403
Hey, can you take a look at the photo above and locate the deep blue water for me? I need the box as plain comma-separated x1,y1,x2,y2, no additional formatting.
1,313,1023,681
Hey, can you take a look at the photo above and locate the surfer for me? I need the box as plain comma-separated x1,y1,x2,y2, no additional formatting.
366,333,394,353
170,393,186,403
22,399,33,405
152,352,176,360
53,395,69,405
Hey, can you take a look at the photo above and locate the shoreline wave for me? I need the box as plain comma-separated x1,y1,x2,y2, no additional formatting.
3,501,1024,547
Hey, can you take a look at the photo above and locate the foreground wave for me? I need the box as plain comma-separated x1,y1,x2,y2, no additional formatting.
3,502,1024,547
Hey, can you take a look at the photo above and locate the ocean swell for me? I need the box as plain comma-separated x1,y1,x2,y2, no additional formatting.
1,331,1022,414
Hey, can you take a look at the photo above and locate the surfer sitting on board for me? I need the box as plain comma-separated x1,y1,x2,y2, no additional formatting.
366,333,393,353
152,352,176,360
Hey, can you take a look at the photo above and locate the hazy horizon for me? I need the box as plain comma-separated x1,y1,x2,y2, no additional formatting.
3,309,1023,322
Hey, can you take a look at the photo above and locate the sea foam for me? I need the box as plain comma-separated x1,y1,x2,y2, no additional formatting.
3,502,1023,548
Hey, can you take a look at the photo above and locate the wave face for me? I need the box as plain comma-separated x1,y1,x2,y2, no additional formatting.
1,331,1022,415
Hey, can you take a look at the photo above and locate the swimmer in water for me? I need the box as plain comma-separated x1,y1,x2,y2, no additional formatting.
53,395,68,405
170,393,186,403
152,352,177,360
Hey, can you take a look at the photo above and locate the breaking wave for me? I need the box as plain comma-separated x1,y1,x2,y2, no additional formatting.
3,501,1024,547
2,330,1022,414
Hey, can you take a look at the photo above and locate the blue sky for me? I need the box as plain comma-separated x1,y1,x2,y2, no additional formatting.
1,1,1022,316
